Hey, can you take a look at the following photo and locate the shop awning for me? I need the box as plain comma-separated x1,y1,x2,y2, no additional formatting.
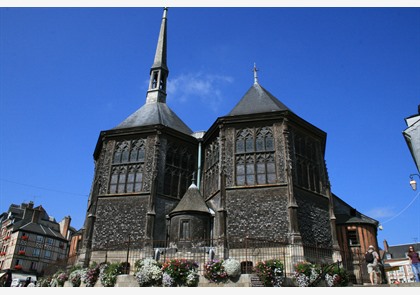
383,260,408,272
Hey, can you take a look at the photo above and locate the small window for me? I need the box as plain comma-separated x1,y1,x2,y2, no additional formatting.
33,248,40,257
36,235,44,243
44,250,51,258
347,230,359,246
30,262,37,270
180,220,190,240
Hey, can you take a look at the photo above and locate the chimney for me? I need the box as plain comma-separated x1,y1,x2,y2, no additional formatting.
23,205,34,221
383,239,389,252
60,216,71,239
32,207,41,223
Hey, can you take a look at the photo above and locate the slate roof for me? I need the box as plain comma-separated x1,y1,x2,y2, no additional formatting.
386,243,419,259
113,102,193,135
333,194,379,226
4,203,67,241
170,184,210,215
11,220,66,241
227,83,291,116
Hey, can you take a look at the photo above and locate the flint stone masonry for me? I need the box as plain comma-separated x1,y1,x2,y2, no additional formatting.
93,195,149,249
295,190,332,246
226,187,289,239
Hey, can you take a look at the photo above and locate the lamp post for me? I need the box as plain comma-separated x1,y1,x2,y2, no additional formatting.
409,174,420,191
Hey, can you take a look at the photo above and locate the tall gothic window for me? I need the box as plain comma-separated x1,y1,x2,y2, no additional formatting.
109,139,146,194
204,138,219,198
235,127,276,186
164,145,194,198
294,132,321,193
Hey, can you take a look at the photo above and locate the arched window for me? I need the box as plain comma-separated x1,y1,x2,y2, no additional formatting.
235,127,276,186
109,139,146,194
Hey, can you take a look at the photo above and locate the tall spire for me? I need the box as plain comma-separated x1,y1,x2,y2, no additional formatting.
146,7,169,104
253,63,259,84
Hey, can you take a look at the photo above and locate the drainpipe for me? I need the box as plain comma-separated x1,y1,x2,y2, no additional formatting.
192,131,205,190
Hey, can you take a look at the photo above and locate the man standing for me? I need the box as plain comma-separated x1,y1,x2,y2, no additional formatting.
365,245,381,285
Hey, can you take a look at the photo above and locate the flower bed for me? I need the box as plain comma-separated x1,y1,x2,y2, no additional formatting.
254,259,284,287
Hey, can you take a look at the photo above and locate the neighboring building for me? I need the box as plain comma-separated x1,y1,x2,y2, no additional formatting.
333,194,382,283
382,241,420,284
78,8,379,284
67,228,83,266
0,202,70,278
403,105,420,174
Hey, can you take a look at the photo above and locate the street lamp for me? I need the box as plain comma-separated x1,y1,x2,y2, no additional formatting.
409,174,420,191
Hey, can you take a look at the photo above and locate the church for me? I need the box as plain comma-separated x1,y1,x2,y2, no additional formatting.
77,8,379,282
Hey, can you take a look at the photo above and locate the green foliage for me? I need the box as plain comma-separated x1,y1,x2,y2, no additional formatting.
81,263,100,287
293,261,322,287
254,259,284,287
324,264,350,287
99,262,124,287
134,258,163,287
161,259,199,287
203,260,228,283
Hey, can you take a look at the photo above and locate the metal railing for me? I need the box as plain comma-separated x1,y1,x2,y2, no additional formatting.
43,236,376,285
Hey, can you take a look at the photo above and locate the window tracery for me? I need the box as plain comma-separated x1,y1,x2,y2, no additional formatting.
109,139,146,194
235,127,276,186
164,145,194,198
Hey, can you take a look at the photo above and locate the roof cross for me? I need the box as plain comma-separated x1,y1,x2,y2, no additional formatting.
253,63,259,84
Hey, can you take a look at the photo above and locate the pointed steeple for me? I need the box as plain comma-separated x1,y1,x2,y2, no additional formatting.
147,7,169,104
113,8,193,135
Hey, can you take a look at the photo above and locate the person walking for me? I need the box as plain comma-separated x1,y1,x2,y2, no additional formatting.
3,270,12,287
365,245,381,285
408,245,420,282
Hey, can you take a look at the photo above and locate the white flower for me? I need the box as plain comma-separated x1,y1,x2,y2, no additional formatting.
222,258,241,277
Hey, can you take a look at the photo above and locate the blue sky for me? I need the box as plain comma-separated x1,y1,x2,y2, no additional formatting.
1,6,419,247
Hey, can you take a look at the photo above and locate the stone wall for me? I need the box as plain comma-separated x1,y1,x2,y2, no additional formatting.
226,186,289,239
295,189,332,247
92,195,149,249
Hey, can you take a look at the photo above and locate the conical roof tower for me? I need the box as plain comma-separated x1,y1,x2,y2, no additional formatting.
227,64,291,116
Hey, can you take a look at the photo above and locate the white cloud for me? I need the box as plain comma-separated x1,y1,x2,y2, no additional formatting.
166,72,233,112
366,207,395,219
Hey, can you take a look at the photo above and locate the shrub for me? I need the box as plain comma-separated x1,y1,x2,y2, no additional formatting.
324,265,349,287
203,260,228,283
162,258,199,287
69,269,84,287
293,261,322,287
82,263,100,287
37,276,52,287
222,258,241,278
51,271,68,287
99,262,123,287
135,258,163,287
254,259,284,287
162,272,174,287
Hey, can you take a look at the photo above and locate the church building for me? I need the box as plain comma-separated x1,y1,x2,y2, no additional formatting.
77,9,379,282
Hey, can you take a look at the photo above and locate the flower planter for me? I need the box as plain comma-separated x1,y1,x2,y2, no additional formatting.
21,236,29,241
18,250,26,255
15,265,22,270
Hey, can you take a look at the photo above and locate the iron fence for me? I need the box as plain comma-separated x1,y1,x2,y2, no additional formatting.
43,236,379,285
